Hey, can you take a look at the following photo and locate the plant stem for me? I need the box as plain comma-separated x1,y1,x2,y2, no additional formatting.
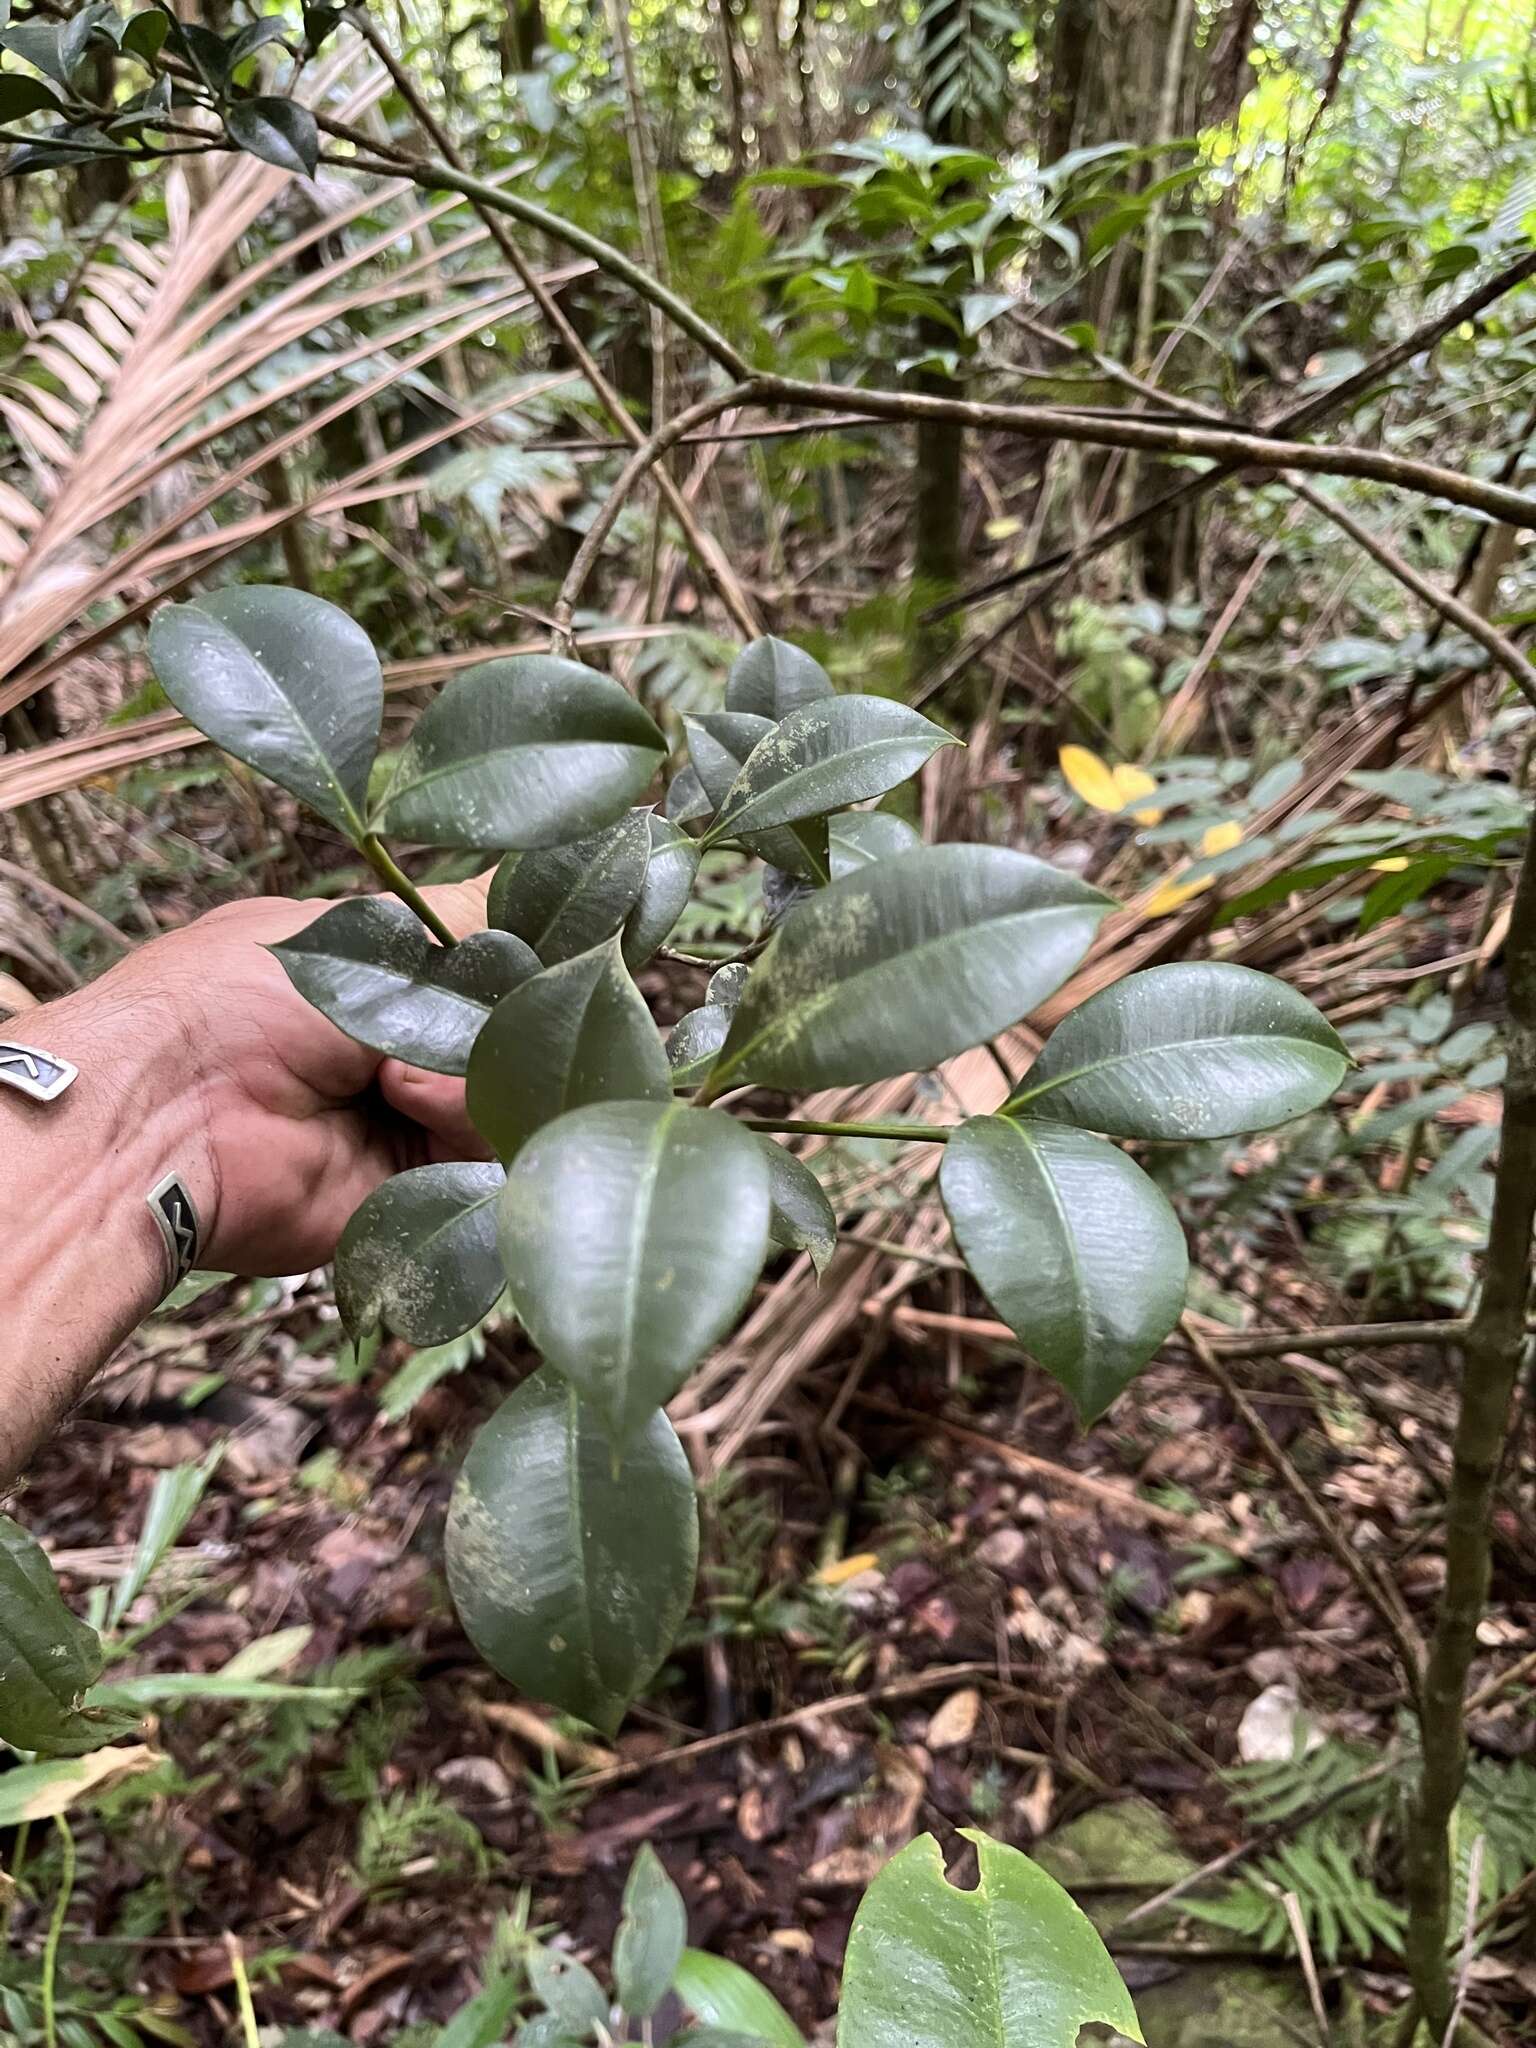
316,149,1536,527
1403,827,1536,2035
41,1817,74,2048
226,1935,262,2048
741,1116,955,1143
359,834,458,947
551,383,758,651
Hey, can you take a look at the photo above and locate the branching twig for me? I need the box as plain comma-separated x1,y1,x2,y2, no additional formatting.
551,384,757,652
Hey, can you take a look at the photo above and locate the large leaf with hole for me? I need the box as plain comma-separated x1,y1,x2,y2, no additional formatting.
725,636,835,719
941,1117,1187,1419
466,936,669,1162
149,587,381,837
445,1367,697,1737
624,813,701,967
499,1101,771,1445
708,696,956,841
272,899,537,1075
1010,962,1349,1138
0,1517,138,1756
685,712,829,882
837,1830,1142,2048
335,1162,504,1347
711,846,1111,1091
488,809,651,965
379,655,666,851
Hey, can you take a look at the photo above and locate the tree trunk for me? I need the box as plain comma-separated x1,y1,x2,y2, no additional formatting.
1403,830,1536,2036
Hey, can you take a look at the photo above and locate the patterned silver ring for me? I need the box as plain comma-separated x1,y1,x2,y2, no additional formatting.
0,1041,78,1104
147,1172,202,1293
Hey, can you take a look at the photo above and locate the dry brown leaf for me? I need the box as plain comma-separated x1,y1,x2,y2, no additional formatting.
925,1686,981,1751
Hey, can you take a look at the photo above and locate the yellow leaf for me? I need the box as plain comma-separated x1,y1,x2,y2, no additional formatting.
0,1745,159,1827
1371,856,1410,872
815,1551,880,1588
1145,868,1214,916
1198,819,1244,856
1059,744,1124,813
1112,762,1163,825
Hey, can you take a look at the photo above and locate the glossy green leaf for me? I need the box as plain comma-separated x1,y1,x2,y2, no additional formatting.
0,21,71,84
836,1830,1141,2048
725,636,835,719
148,587,382,838
941,1117,1187,1419
499,1101,771,1445
828,810,922,877
613,1844,688,2018
528,1945,609,2036
465,936,670,1162
759,1137,837,1274
664,762,712,826
668,1002,732,1087
711,846,1111,1093
223,96,318,178
685,713,829,883
1010,962,1350,1139
335,1163,504,1346
445,1367,698,1738
624,814,702,968
489,810,651,965
708,697,957,841
0,1516,136,1756
674,1952,806,2048
668,964,748,1086
380,655,666,852
272,899,537,1076
0,73,63,116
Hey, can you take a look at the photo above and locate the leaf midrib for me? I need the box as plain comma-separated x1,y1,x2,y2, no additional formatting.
386,732,657,810
614,1104,680,1437
715,899,1102,1087
1009,1029,1338,1114
717,729,947,836
205,612,365,834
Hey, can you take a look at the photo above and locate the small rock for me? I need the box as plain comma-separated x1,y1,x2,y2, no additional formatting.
434,1756,513,1805
976,1527,1027,1573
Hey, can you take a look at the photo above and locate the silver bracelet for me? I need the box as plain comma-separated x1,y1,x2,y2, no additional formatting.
147,1172,202,1294
0,1040,78,1104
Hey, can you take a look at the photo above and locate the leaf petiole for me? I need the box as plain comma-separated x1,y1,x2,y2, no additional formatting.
360,833,458,949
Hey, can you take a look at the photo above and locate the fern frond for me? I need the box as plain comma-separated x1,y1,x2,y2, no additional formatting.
1187,1830,1406,1965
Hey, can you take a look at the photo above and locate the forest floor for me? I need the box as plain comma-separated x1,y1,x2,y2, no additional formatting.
15,1214,1535,2046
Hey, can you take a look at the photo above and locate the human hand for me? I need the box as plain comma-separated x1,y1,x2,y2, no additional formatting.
37,877,494,1277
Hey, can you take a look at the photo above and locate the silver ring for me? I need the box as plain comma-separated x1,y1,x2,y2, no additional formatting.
147,1172,202,1293
0,1041,78,1104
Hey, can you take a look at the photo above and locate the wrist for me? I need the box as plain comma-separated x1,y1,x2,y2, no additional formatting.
0,978,221,1478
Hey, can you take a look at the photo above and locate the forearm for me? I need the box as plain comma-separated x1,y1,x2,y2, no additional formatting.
0,980,217,1485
